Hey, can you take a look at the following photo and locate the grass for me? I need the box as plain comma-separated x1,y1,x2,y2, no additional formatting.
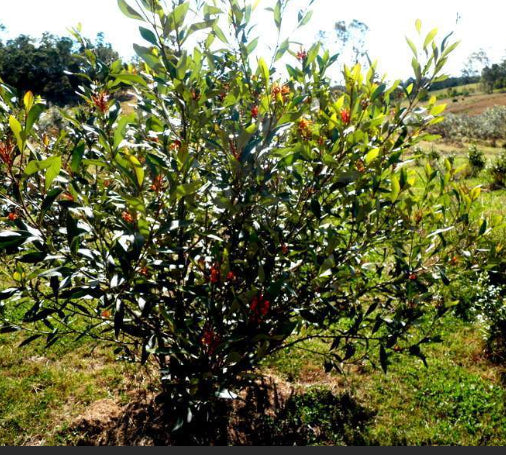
0,332,153,445
265,317,506,445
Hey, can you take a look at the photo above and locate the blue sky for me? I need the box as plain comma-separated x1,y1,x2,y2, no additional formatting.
1,0,505,79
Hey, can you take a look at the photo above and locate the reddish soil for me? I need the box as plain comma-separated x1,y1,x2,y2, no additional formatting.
444,92,506,116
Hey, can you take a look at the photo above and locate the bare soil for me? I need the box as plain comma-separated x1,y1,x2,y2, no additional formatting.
444,92,506,115
62,374,374,446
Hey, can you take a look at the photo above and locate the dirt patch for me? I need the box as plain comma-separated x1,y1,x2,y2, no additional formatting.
62,375,375,446
445,92,506,116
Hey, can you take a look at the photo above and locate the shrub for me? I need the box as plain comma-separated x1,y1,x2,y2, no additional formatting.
467,144,486,176
0,0,494,434
490,151,506,187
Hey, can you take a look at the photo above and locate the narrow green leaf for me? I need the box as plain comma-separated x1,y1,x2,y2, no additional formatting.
298,10,312,28
423,28,438,50
257,57,270,83
405,37,417,57
365,148,380,165
390,175,400,202
26,103,45,135
117,0,145,21
274,0,282,29
172,2,190,28
45,156,62,191
71,142,85,173
9,116,23,151
139,26,158,45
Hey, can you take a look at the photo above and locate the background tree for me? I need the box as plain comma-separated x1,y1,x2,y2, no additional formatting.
0,33,120,105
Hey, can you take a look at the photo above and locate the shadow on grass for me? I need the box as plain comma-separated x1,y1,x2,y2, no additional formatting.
66,377,376,446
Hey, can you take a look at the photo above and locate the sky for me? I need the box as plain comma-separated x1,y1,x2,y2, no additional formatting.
1,0,505,80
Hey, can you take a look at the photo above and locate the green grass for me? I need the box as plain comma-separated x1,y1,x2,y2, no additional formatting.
0,332,149,445
264,317,506,445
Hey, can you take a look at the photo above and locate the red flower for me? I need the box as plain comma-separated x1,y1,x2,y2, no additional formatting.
210,265,220,284
250,294,270,322
409,273,417,281
139,267,150,277
91,91,109,113
296,49,307,61
281,243,289,255
150,175,164,193
340,109,351,125
170,140,182,150
7,212,18,221
201,328,221,355
226,271,236,281
0,140,15,167
61,193,75,202
251,105,259,118
122,211,134,224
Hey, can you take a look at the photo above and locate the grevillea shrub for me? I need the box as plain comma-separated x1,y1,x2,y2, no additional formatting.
0,0,497,433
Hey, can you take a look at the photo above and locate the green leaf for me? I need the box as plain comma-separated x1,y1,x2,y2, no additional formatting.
127,154,144,187
176,181,201,197
23,91,34,111
172,2,190,28
246,37,259,54
379,345,389,373
117,0,145,21
111,73,148,88
423,28,438,50
133,44,161,71
257,57,270,83
273,0,282,29
45,156,61,191
70,142,85,173
26,103,45,135
405,37,417,57
0,231,30,250
479,219,487,236
9,115,23,151
24,157,55,176
139,26,158,45
415,19,422,34
298,10,312,28
41,188,63,213
390,175,400,202
114,113,136,149
364,148,380,165
212,24,228,44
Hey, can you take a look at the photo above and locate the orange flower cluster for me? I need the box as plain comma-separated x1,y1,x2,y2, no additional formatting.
7,212,18,221
91,91,110,114
271,83,290,102
150,175,164,193
297,118,312,140
170,140,182,150
355,159,365,173
122,211,134,224
251,105,259,119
